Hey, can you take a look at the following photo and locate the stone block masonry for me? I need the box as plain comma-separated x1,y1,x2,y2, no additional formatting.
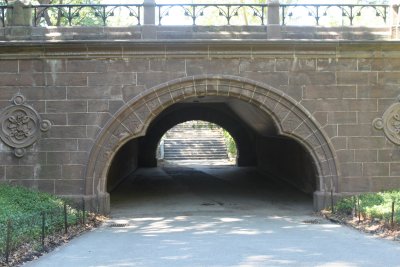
0,39,400,212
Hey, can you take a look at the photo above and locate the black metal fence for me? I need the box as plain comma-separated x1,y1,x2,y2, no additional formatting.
330,191,400,229
30,4,141,26
0,200,87,265
281,4,388,26
157,4,269,26
157,3,389,26
0,2,395,27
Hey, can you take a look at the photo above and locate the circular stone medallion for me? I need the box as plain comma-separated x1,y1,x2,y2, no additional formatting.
0,94,52,157
0,105,40,148
373,100,400,145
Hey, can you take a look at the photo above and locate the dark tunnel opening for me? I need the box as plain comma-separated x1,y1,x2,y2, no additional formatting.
107,98,318,212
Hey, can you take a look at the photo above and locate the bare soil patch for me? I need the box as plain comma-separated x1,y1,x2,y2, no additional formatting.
320,210,400,242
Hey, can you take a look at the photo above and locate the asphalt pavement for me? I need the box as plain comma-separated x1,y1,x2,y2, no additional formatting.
24,165,400,267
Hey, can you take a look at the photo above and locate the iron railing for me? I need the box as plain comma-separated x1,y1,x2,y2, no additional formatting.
0,201,88,265
281,4,389,26
156,4,268,26
0,3,395,27
30,4,141,26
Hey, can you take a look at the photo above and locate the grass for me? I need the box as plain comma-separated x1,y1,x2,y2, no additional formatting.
335,190,400,223
0,184,67,219
0,183,82,261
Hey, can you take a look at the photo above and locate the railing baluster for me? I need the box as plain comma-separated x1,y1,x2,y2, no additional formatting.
157,5,160,25
33,6,37,26
350,6,354,26
192,5,196,26
102,6,106,26
68,6,72,26
227,5,231,25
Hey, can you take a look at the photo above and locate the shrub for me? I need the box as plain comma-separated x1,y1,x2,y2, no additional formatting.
334,190,400,223
0,183,83,261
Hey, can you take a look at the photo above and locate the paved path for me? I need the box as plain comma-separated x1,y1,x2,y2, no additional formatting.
25,166,400,267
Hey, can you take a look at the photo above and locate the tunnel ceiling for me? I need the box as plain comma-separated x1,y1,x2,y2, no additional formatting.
180,96,276,136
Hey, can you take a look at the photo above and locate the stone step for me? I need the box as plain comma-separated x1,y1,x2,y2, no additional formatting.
165,148,226,151
164,151,227,155
165,133,223,138
164,145,226,148
165,144,226,147
164,139,225,143
165,152,227,155
164,147,227,151
161,121,229,161
164,156,228,160
164,147,226,151
166,135,223,138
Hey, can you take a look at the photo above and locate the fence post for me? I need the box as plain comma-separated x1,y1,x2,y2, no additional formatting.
64,203,68,234
267,0,281,39
41,212,45,250
391,201,395,228
82,198,86,225
5,220,12,264
142,0,156,39
357,197,361,223
353,196,358,217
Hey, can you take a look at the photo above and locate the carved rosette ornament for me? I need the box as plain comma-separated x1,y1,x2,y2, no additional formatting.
373,95,400,146
0,94,51,157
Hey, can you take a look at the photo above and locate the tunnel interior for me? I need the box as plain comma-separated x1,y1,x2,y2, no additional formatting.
107,96,318,209
155,120,238,164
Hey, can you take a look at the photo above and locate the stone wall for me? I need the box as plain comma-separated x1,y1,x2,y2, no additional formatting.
0,40,400,211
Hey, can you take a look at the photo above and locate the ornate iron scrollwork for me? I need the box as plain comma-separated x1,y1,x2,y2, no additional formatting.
0,94,51,157
373,95,400,145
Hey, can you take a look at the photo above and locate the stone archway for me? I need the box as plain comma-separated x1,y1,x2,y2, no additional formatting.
137,103,257,167
85,75,339,213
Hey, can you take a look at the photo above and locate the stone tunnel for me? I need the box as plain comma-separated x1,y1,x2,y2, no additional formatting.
0,1,400,213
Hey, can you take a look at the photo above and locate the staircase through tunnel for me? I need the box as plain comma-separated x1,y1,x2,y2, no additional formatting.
157,120,237,165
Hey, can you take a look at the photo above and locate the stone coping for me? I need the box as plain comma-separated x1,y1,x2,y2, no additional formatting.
0,25,394,41
0,38,400,60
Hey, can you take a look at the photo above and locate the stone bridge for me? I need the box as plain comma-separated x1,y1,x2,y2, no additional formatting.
1,0,400,213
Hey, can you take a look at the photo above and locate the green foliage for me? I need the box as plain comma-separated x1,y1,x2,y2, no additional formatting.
0,184,65,219
334,190,400,222
222,129,237,158
335,196,354,215
0,184,83,260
